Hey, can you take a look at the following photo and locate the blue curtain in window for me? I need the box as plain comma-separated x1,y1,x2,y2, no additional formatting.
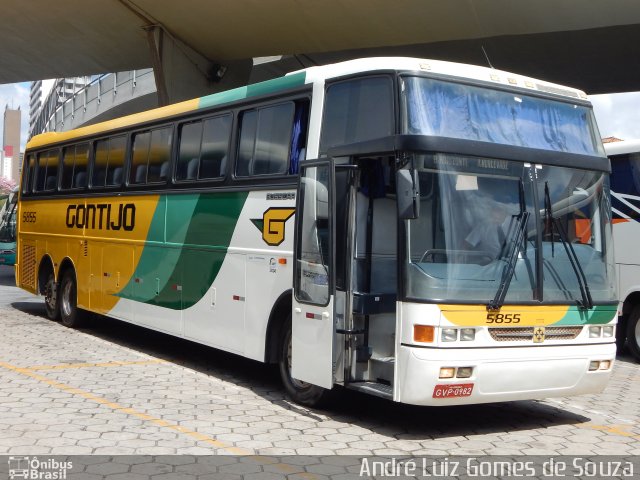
405,77,598,156
289,103,308,175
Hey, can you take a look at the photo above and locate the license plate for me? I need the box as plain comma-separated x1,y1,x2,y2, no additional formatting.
433,383,474,398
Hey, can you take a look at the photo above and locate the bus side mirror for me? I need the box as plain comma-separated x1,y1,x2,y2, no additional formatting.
396,169,420,220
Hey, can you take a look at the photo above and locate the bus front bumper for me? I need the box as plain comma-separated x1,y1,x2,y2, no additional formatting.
396,342,616,406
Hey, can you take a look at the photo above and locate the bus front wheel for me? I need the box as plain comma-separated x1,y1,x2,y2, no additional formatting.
278,315,329,407
59,270,85,328
626,307,640,362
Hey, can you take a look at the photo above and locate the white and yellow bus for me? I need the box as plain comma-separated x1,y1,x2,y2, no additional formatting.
17,57,617,406
605,139,640,361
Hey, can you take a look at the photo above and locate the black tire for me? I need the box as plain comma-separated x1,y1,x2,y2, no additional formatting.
43,271,60,321
278,315,330,407
58,269,86,328
626,307,640,362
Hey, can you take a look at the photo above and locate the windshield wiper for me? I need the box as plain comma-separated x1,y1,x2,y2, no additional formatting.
487,210,529,311
544,182,593,310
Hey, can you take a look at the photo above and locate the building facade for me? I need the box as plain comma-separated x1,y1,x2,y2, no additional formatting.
3,106,21,183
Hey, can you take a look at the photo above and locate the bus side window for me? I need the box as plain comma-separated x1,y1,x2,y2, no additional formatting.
34,149,60,193
61,143,89,190
610,152,640,220
200,115,231,179
289,100,309,175
177,121,203,181
319,76,393,155
106,135,126,186
148,127,172,183
130,127,171,185
176,114,231,182
92,136,126,188
236,102,296,177
130,131,151,184
92,139,109,188
73,144,90,188
236,110,257,177
22,155,35,194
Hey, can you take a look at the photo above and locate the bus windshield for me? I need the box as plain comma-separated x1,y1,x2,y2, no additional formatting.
402,76,605,156
405,154,616,305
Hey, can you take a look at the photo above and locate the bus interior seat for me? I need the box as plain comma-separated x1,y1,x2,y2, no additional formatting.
219,156,227,176
159,161,170,180
135,165,148,184
45,175,57,191
73,172,87,188
109,167,123,186
186,158,199,180
354,191,397,295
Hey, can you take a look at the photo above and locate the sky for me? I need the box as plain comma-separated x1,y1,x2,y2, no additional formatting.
0,81,639,154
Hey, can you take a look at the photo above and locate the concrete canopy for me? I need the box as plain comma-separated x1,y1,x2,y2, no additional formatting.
2,0,640,95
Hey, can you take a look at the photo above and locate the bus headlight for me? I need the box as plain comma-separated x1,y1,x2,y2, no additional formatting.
602,326,615,338
441,328,458,342
460,328,476,341
589,326,602,338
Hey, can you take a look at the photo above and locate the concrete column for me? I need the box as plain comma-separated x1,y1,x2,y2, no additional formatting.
145,25,252,106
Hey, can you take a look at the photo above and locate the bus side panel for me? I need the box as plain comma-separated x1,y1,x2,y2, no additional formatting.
244,254,292,361
613,220,640,310
88,242,103,311
230,190,297,361
184,252,246,353
618,264,640,309
613,220,640,266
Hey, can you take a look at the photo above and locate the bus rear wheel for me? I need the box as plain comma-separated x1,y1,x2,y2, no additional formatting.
626,307,640,362
278,315,329,407
59,269,85,328
43,272,60,321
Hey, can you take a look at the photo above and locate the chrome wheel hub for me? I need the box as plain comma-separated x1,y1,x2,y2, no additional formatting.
61,280,73,318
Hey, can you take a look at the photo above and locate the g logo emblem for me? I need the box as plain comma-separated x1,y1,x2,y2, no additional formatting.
251,208,295,246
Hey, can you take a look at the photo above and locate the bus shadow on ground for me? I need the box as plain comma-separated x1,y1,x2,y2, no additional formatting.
10,302,591,440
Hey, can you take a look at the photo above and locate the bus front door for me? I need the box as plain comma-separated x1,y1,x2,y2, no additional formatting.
292,161,336,389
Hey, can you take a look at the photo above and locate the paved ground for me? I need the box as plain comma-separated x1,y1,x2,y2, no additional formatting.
0,264,639,459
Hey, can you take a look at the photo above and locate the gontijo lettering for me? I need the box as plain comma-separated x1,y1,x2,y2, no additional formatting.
66,203,136,231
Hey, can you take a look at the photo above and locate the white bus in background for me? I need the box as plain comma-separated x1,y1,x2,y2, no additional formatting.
606,139,640,361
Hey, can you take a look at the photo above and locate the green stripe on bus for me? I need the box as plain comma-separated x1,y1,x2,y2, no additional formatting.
554,305,617,325
198,72,306,110
117,191,249,309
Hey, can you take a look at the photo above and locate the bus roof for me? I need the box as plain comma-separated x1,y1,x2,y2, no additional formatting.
604,139,640,156
26,57,590,151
